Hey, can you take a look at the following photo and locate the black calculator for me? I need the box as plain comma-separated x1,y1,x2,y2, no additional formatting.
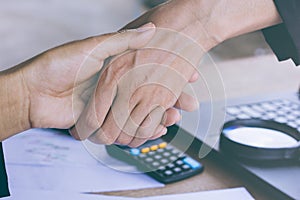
105,126,203,183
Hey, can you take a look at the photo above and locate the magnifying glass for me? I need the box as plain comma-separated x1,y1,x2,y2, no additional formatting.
220,119,300,161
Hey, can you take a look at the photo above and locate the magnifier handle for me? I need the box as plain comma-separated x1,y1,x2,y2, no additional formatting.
297,142,300,161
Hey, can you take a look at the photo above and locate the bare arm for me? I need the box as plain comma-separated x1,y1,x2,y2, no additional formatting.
0,67,30,141
126,0,281,51
0,25,156,142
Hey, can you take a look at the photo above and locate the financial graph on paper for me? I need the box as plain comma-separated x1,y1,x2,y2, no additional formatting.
4,129,165,192
3,129,97,167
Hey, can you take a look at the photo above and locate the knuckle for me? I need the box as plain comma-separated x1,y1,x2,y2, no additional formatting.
91,130,115,145
116,139,131,146
129,140,147,148
136,128,150,139
100,135,115,145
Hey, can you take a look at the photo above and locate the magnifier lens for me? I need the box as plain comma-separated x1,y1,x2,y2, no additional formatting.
223,127,298,149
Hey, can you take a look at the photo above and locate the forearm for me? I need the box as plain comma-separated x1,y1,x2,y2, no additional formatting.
0,67,30,141
199,0,282,43
125,0,282,51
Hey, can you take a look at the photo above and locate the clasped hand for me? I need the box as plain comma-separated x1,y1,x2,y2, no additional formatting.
20,23,199,147
70,26,202,147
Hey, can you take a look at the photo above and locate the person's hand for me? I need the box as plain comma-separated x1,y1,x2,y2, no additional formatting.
68,28,205,147
88,0,280,147
71,1,217,147
5,24,159,139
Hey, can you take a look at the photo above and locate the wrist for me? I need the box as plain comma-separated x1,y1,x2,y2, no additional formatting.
192,0,281,43
151,0,222,51
0,66,31,141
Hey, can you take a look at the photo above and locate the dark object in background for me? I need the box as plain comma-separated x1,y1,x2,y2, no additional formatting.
142,0,167,8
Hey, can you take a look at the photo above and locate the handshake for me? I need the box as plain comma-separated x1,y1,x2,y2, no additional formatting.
0,22,201,147
1,0,281,147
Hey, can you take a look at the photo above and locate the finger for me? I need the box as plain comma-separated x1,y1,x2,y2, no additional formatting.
189,70,199,83
174,92,199,112
74,22,156,84
114,103,151,146
91,22,156,60
88,92,135,144
70,72,118,141
88,107,122,145
148,126,168,141
70,24,156,140
162,108,181,127
128,106,164,147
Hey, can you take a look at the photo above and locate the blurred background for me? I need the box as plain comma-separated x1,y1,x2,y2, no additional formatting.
0,0,299,99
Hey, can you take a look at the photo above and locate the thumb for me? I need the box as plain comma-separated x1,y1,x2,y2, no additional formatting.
87,22,156,61
74,22,156,83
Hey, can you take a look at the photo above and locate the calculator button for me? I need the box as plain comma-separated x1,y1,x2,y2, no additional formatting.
171,149,180,154
164,170,173,176
148,151,155,156
183,157,201,169
170,156,178,161
173,167,182,173
158,142,167,149
160,159,169,164
152,162,160,167
158,166,166,171
157,148,164,153
176,160,184,165
138,154,146,158
130,148,140,156
154,155,162,160
141,147,150,153
150,145,159,151
182,164,191,170
167,163,175,168
145,157,154,163
163,152,171,157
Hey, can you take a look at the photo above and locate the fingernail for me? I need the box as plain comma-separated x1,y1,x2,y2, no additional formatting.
175,112,182,123
136,22,155,32
162,127,168,135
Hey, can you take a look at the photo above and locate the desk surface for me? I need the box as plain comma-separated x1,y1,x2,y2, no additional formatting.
100,152,269,199
100,56,299,200
1,1,299,199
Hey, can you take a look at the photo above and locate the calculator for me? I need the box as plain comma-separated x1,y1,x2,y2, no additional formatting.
105,127,203,183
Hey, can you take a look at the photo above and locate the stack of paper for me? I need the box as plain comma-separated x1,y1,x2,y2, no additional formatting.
3,129,164,192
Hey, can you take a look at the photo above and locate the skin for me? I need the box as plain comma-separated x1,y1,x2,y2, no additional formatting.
71,0,282,147
0,0,282,147
0,24,158,141
0,23,197,142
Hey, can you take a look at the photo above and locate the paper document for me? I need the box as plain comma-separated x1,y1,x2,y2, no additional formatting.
3,189,133,200
143,188,254,200
4,187,254,200
3,129,164,192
